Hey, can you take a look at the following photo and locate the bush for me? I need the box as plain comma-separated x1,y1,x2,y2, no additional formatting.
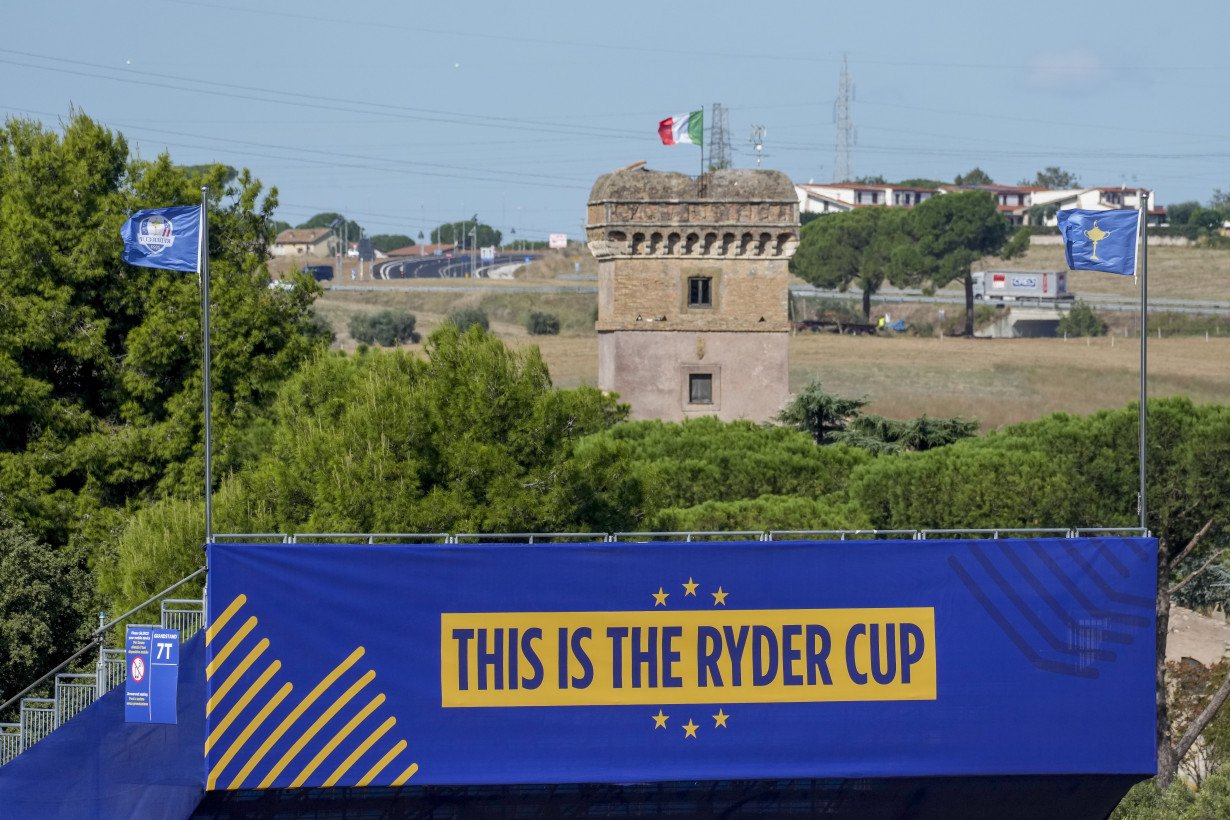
1057,301,1106,337
307,311,336,344
449,307,489,333
348,310,419,346
526,312,561,335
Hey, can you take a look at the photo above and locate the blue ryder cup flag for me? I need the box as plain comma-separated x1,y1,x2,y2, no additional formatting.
120,205,202,272
1057,208,1140,276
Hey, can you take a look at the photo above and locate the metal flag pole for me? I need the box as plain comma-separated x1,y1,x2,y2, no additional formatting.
1137,190,1148,530
199,186,213,543
699,106,705,182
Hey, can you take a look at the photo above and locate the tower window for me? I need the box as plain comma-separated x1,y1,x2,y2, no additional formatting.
688,373,713,404
688,277,712,307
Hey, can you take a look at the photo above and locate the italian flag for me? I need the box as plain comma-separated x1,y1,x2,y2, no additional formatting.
658,110,703,146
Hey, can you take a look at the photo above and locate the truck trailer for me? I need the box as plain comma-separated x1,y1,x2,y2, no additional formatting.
972,270,1071,301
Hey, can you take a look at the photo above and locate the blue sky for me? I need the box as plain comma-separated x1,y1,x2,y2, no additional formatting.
3,1,1227,242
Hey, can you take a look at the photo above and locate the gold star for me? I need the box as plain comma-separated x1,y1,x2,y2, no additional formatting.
711,586,728,606
652,587,669,607
713,709,729,728
682,577,699,596
652,709,669,729
682,719,699,738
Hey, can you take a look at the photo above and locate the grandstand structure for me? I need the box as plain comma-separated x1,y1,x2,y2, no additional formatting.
0,527,1157,819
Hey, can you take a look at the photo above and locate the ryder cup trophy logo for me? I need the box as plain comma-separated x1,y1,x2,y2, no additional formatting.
136,214,176,256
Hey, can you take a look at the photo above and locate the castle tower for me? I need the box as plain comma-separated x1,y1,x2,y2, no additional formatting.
586,167,799,422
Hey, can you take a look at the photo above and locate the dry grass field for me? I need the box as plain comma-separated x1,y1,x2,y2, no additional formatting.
313,243,1230,431
788,334,1230,430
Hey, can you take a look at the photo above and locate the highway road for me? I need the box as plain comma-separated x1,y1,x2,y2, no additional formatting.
790,285,1230,317
374,253,536,281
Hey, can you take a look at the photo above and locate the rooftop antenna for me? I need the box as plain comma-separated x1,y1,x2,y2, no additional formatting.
749,125,767,167
834,53,855,182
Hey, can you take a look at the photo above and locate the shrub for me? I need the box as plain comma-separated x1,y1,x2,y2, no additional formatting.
348,310,419,346
307,311,336,344
449,307,489,333
526,311,561,335
1057,301,1106,337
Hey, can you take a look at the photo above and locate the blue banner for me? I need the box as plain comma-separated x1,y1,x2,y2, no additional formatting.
124,626,181,724
204,537,1156,790
1057,208,1140,276
120,205,201,272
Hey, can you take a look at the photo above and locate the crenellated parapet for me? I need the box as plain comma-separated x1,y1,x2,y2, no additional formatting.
586,168,799,261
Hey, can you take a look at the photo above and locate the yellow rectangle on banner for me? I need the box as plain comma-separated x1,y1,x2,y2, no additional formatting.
440,608,935,707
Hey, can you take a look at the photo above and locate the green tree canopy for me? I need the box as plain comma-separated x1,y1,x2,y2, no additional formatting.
0,512,93,700
1027,166,1080,188
954,167,994,186
909,190,1026,336
431,221,502,249
790,207,915,319
0,112,326,546
777,381,868,445
99,326,636,612
369,234,414,253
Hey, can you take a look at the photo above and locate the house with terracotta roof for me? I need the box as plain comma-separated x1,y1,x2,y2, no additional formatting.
796,181,940,216
1031,187,1165,225
797,180,1165,227
271,227,337,257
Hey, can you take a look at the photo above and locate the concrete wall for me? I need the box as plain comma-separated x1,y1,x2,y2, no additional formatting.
599,330,789,422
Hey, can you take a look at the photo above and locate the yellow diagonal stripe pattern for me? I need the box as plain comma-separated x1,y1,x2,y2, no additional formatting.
207,638,269,717
206,616,258,678
323,716,396,787
391,761,420,786
355,739,407,788
206,660,281,755
290,693,385,789
206,594,247,646
225,647,367,790
207,681,293,790
257,669,376,790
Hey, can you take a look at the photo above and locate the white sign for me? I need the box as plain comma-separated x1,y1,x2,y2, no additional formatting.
548,233,567,249
480,246,496,261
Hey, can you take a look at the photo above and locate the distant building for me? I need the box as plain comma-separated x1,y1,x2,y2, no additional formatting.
796,181,939,215
271,228,336,257
796,181,1165,226
587,166,799,422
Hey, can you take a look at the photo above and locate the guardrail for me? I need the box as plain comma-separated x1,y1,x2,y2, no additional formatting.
0,569,206,767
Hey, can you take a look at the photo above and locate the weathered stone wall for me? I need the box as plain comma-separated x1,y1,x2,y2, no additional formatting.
598,331,790,422
588,166,799,423
595,257,789,332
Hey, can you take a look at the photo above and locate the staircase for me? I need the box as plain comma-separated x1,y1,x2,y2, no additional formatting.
0,572,206,766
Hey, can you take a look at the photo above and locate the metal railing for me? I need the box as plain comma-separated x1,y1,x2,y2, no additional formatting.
0,567,207,767
213,528,1151,544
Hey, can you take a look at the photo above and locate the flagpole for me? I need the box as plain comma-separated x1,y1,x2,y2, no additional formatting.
200,186,213,543
1137,191,1148,531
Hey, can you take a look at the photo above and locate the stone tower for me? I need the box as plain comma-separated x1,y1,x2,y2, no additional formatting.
586,166,799,422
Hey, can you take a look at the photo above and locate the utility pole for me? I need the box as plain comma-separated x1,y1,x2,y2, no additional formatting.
834,53,856,182
710,103,732,170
